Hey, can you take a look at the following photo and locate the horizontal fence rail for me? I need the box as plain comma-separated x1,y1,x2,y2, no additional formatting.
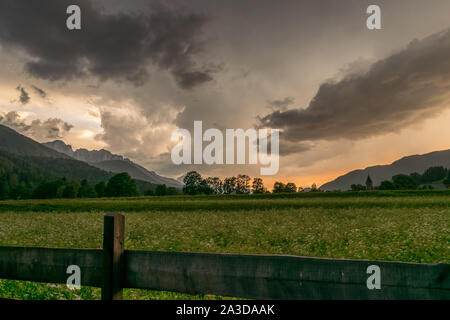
0,247,103,287
124,251,450,299
0,213,449,300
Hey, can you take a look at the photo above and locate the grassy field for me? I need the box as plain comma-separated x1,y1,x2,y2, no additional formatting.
0,191,449,300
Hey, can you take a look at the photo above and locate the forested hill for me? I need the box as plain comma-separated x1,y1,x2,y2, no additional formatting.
0,124,70,158
0,124,111,182
0,124,155,199
320,149,450,191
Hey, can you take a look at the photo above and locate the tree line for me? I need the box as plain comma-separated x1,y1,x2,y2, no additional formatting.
0,168,182,200
17,172,140,200
2,165,449,200
181,171,314,195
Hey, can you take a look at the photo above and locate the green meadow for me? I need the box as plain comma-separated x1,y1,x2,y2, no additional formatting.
0,191,449,300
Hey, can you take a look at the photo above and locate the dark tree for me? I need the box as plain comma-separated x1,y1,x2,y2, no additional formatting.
105,173,139,197
32,180,65,199
223,176,237,194
378,180,396,190
236,174,251,194
183,171,203,195
421,166,447,183
252,178,266,194
155,184,167,196
199,179,214,194
0,176,9,200
205,177,223,194
58,183,78,199
409,172,422,185
272,182,285,193
285,182,297,193
95,181,106,197
392,174,418,190
78,179,97,198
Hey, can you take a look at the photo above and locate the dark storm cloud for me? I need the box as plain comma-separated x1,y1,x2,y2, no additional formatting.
259,28,450,143
173,69,212,90
16,85,30,104
0,111,73,141
279,140,312,156
267,97,295,111
0,0,215,89
261,132,311,156
31,85,47,98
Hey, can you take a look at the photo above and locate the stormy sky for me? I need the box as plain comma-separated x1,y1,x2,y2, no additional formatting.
1,0,450,187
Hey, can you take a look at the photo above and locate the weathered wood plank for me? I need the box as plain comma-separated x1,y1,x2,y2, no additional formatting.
0,247,103,287
102,214,125,300
124,251,450,299
1,245,448,299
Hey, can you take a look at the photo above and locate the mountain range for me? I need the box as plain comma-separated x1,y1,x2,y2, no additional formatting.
43,140,183,189
320,149,450,191
2,123,449,193
0,124,167,194
0,124,110,184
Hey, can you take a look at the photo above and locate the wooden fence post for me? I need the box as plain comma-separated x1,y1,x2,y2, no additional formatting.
102,213,125,300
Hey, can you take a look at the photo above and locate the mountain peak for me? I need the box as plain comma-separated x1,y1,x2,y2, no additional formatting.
43,139,183,189
43,140,125,163
43,140,74,155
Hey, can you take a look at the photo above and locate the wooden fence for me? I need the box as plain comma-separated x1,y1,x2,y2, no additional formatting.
0,213,449,300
